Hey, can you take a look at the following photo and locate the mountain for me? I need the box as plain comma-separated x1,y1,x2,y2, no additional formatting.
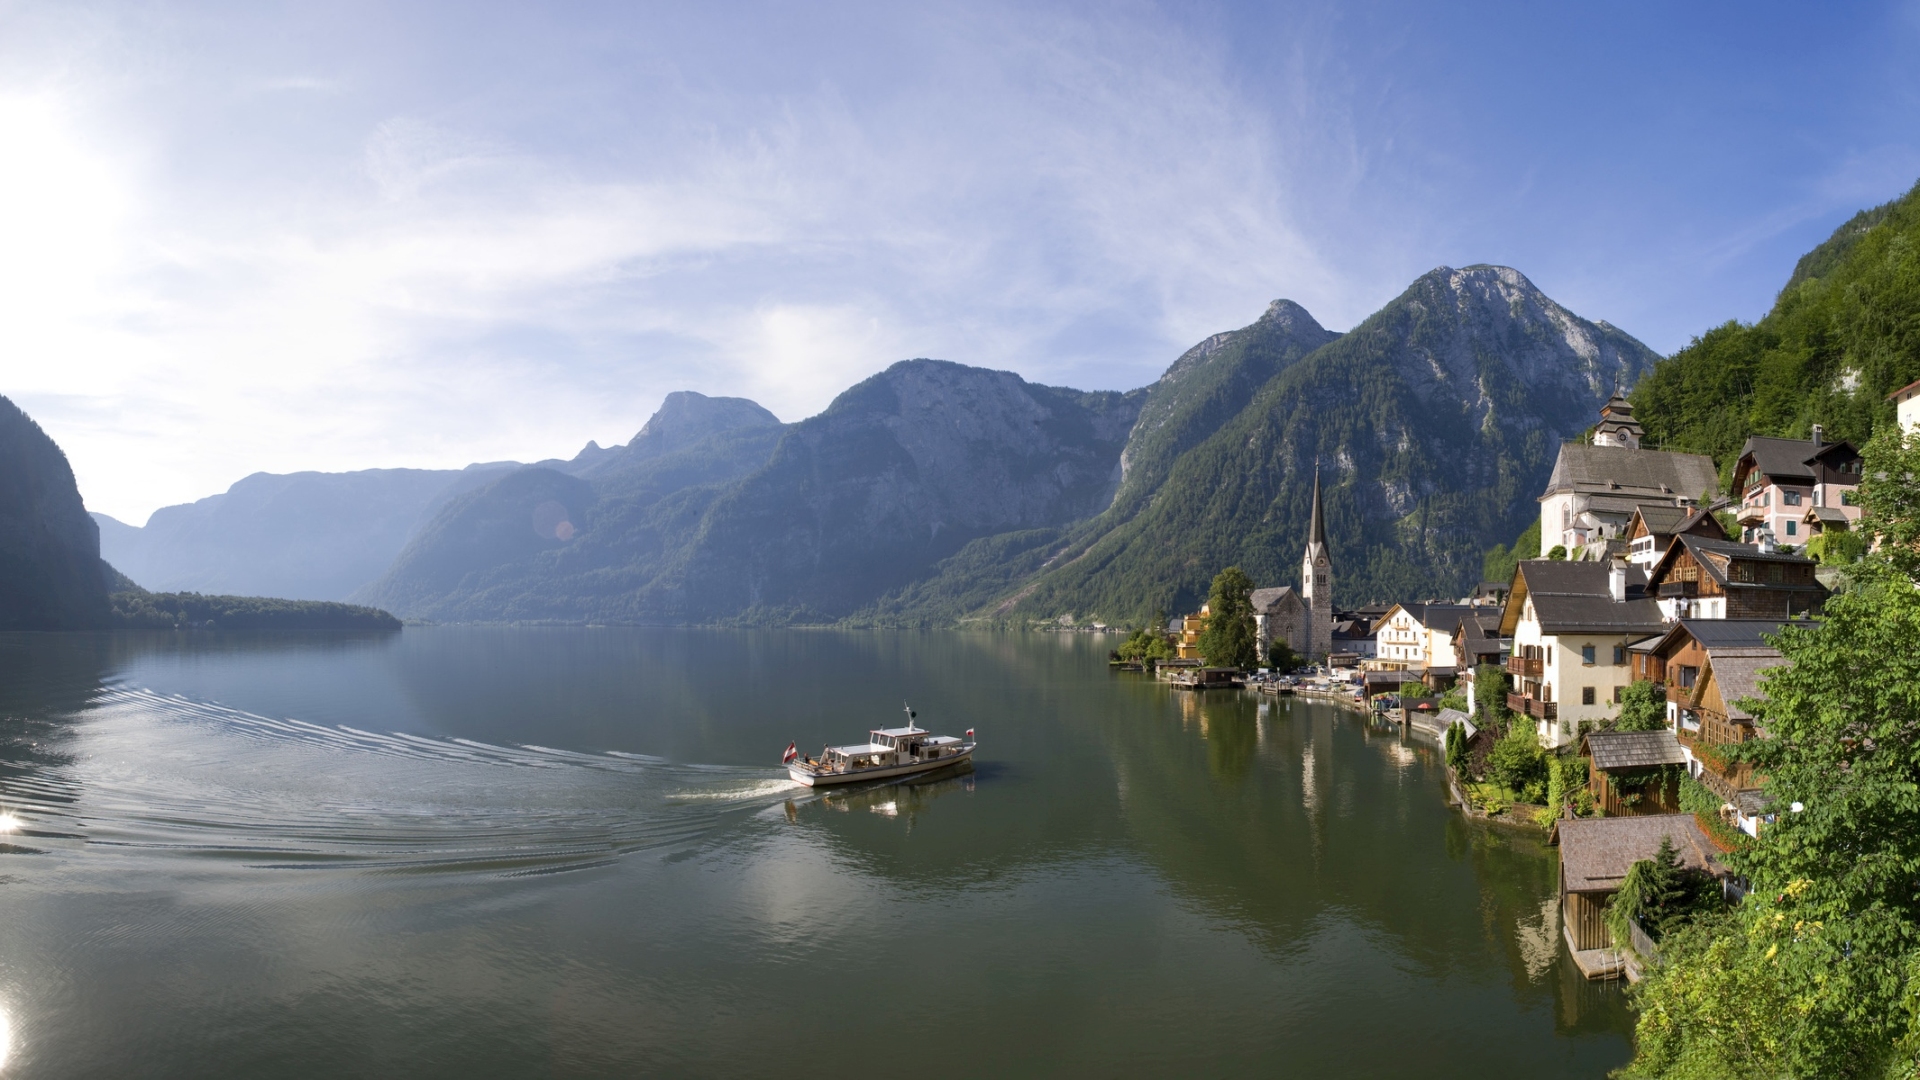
643,360,1142,623
968,266,1658,620
354,391,789,621
1633,179,1920,479
95,464,520,600
359,364,1141,623
0,394,112,629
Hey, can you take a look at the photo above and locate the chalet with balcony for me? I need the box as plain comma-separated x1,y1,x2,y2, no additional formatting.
1624,504,1727,569
1643,535,1827,622
1452,611,1507,717
1732,429,1862,546
1498,560,1664,749
1372,603,1475,671
1537,400,1719,557
1630,618,1798,837
1583,729,1687,816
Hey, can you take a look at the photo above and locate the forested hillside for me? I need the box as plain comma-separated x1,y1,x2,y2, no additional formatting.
939,267,1656,622
1633,180,1920,479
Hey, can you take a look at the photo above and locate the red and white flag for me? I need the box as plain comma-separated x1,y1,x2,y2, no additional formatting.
965,728,975,739
781,742,798,764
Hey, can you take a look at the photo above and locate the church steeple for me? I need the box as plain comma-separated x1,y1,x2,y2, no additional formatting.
1306,467,1328,556
1300,462,1334,661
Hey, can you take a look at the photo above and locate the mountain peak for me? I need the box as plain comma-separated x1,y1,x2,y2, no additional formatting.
628,392,781,459
1258,299,1326,335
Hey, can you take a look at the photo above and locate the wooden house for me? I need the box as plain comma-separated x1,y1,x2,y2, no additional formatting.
1583,730,1687,816
1643,535,1827,622
1554,815,1723,978
1624,504,1726,569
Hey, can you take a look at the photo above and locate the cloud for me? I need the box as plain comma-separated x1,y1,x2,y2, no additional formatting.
0,1,1383,523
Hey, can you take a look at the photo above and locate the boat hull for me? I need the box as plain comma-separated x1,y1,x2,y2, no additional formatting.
788,746,975,787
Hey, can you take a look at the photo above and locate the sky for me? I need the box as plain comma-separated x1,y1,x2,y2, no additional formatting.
4,1,1920,524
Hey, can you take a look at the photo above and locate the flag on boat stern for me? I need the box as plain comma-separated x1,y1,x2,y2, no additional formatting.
965,729,975,739
781,742,797,764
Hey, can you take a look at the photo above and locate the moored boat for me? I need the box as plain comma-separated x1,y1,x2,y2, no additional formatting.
785,706,976,787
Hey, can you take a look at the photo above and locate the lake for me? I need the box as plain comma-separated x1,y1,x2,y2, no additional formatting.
0,628,1633,1077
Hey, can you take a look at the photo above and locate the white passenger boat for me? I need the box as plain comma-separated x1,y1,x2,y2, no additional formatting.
785,707,976,787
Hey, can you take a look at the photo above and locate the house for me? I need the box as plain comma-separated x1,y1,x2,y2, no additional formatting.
1250,586,1307,664
1583,729,1687,816
1801,504,1854,538
1624,504,1727,569
1555,815,1724,979
1329,615,1377,661
1452,611,1507,717
1499,559,1664,749
1633,619,1796,837
1371,603,1476,670
1538,399,1720,557
1732,430,1862,545
1891,377,1920,434
1643,535,1827,622
1177,605,1209,659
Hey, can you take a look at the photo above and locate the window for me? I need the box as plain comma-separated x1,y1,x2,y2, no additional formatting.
1784,490,1802,506
1613,685,1624,704
1677,665,1698,689
1581,645,1596,665
1613,646,1626,665
1842,490,1857,506
1786,520,1798,536
1582,686,1596,705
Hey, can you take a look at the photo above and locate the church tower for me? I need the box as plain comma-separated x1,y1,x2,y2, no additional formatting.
1300,467,1333,661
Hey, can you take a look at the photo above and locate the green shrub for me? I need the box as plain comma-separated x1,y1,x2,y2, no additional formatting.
1487,724,1548,803
1614,679,1668,732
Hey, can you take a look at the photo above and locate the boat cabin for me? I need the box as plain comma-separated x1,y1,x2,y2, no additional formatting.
818,726,966,770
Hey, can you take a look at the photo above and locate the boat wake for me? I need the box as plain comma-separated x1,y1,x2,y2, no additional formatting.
0,687,804,882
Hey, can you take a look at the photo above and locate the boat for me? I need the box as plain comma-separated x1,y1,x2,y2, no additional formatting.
785,706,976,787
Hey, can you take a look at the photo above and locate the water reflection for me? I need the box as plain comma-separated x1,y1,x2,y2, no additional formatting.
0,629,1632,1078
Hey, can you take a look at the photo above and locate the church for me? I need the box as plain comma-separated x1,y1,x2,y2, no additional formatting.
1253,470,1336,663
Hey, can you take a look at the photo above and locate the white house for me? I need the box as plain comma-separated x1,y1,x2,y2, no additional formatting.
1892,377,1920,434
1371,603,1475,671
1498,559,1665,749
1537,398,1719,557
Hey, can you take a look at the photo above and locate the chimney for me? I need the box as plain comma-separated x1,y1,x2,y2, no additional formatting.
1608,558,1627,603
1811,423,1824,448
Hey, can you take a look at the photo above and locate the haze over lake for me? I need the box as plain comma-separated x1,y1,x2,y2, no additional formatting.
0,628,1629,1077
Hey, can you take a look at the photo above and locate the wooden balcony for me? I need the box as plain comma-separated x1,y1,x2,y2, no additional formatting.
1508,691,1557,721
1505,655,1542,678
1659,580,1699,598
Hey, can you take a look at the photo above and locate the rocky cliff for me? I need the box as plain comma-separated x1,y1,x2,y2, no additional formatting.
986,266,1659,619
0,395,111,629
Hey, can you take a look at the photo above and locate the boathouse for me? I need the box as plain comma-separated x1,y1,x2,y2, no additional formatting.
1583,729,1687,816
1555,814,1723,979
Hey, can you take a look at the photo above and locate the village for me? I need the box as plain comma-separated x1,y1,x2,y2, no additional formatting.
1110,385,1920,983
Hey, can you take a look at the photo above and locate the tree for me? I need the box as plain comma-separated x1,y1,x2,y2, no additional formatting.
1266,639,1301,672
1473,663,1510,726
1195,566,1258,669
1487,723,1547,802
1624,426,1920,1079
1613,679,1668,732
1546,544,1568,561
1610,836,1718,946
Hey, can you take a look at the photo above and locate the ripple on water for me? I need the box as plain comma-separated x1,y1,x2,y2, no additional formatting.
0,687,802,882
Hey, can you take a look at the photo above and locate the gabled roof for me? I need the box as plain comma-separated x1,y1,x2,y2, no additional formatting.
1556,815,1722,892
1539,444,1720,503
1735,435,1817,486
1694,654,1781,724
1803,506,1851,525
1646,535,1826,597
1642,617,1804,659
1499,560,1663,636
1249,586,1301,614
1585,729,1689,771
1629,504,1728,543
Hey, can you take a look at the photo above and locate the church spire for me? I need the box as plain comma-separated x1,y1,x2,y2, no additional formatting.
1307,463,1328,553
